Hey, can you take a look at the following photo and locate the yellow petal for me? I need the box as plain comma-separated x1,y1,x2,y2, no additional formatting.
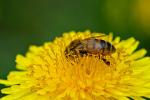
126,49,147,61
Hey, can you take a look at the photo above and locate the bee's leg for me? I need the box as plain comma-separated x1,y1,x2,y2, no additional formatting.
98,54,101,59
102,58,110,66
76,48,88,57
101,54,111,66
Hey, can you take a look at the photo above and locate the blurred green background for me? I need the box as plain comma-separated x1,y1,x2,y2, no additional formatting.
0,0,150,83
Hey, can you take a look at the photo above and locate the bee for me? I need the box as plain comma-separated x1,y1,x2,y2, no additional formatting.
65,36,116,65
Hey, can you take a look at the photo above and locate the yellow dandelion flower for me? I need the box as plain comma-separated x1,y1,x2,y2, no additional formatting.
0,31,150,100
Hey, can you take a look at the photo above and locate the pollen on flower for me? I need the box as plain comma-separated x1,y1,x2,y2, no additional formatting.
0,31,150,100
